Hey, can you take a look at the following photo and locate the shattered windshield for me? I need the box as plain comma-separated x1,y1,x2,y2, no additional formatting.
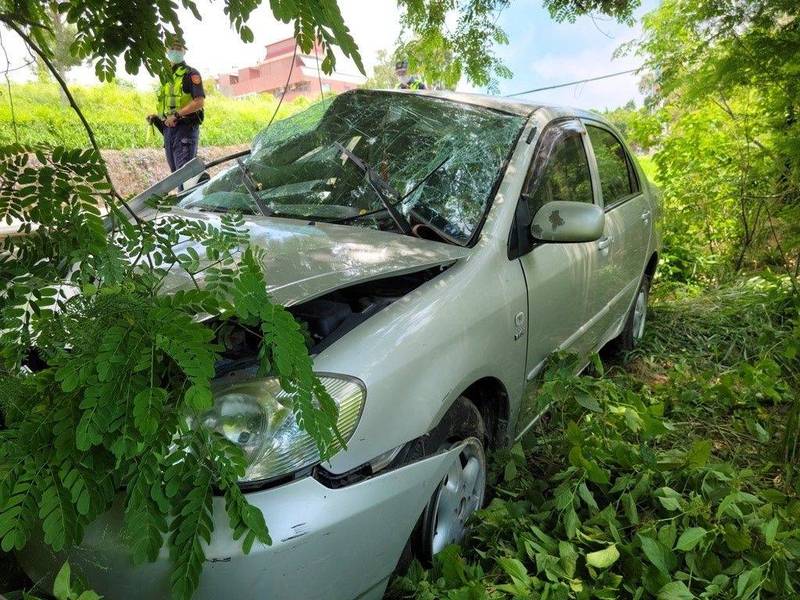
178,90,525,245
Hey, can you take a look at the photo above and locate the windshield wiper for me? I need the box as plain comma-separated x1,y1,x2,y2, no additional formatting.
332,154,451,225
236,158,272,217
334,142,413,235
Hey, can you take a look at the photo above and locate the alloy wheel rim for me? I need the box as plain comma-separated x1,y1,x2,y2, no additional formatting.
430,437,486,556
633,288,647,340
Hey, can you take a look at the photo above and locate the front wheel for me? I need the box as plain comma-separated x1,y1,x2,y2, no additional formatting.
415,397,487,562
422,437,486,558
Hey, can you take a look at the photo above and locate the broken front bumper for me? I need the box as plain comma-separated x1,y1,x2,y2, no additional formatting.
19,447,458,600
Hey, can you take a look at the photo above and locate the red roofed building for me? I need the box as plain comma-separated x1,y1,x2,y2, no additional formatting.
215,37,364,100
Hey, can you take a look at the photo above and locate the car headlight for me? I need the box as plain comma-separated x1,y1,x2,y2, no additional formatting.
196,375,365,483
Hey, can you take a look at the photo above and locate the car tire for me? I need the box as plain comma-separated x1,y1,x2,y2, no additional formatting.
610,273,651,353
414,397,487,563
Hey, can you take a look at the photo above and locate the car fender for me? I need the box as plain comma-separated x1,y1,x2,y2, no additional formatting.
313,244,528,475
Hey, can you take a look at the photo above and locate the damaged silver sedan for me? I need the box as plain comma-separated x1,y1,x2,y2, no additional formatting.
19,89,660,599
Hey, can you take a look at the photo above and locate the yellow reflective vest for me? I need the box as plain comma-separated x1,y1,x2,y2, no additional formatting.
156,66,192,118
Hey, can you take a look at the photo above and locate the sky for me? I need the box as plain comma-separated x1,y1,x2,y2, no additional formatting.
0,0,661,111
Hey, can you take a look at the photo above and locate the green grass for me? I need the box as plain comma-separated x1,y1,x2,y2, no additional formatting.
0,81,317,149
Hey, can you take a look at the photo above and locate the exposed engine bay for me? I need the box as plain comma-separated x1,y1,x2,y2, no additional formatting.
214,265,448,375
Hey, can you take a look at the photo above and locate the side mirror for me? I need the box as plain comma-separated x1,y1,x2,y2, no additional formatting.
530,200,604,243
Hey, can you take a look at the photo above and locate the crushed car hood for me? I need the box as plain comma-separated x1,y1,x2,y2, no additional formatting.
161,210,470,306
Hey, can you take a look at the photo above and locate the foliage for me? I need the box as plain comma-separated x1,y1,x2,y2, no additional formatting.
363,49,401,90
33,6,83,81
396,0,512,92
391,277,800,599
600,101,662,154
0,81,316,149
626,0,800,285
52,561,100,600
393,0,643,91
0,143,339,599
543,0,639,24
0,0,645,94
0,0,362,82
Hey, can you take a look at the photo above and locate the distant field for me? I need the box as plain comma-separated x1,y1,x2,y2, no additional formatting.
0,81,317,149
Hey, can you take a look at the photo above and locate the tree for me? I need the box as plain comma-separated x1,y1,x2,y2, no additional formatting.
363,49,400,89
628,0,800,284
601,102,662,153
395,0,641,91
1,0,644,91
34,5,82,81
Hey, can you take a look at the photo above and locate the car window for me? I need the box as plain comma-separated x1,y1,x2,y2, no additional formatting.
586,125,639,206
178,91,525,245
522,122,594,218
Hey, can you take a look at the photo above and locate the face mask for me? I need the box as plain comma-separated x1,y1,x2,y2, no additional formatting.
167,50,185,64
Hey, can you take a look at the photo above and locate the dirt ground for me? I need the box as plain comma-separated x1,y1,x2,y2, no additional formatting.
103,144,249,197
0,144,248,238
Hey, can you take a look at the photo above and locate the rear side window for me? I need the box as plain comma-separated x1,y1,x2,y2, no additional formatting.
522,122,594,218
586,125,639,206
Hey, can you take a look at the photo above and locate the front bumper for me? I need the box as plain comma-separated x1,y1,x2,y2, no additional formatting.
19,447,459,600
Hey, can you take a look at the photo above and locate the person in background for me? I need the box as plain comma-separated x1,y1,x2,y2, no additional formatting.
147,33,205,174
394,59,427,90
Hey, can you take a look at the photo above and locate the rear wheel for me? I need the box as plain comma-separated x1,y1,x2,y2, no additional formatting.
415,397,487,562
611,274,651,353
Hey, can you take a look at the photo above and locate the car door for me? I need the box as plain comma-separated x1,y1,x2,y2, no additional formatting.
512,119,600,435
583,122,651,347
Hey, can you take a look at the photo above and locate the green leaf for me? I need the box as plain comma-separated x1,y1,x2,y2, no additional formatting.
53,562,72,600
0,464,39,552
676,527,707,551
659,496,682,511
576,393,601,412
497,556,530,585
558,541,578,579
39,470,76,553
736,567,763,599
724,525,751,552
623,492,639,525
133,387,167,436
564,507,579,539
578,482,599,511
585,461,610,485
184,384,212,410
657,581,693,600
640,535,673,576
762,518,778,546
586,544,620,569
510,442,525,461
504,460,518,482
686,439,712,468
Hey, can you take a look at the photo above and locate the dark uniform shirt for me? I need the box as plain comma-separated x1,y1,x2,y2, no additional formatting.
175,62,206,125
162,62,206,174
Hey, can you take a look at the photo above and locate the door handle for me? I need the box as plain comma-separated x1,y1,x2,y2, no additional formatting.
641,211,651,223
597,235,612,251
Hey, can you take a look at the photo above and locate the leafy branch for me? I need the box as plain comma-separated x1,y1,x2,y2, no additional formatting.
0,15,140,224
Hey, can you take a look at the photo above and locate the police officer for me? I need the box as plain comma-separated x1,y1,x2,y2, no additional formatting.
395,59,426,90
147,34,205,173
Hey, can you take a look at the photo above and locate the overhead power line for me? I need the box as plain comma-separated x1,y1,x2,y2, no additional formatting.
505,68,641,98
